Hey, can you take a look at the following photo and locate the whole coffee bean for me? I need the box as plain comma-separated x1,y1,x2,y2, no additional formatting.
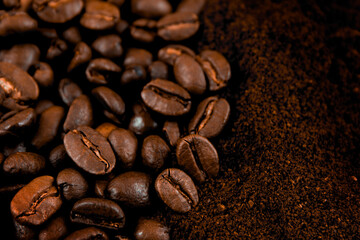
64,126,116,175
0,108,36,137
124,48,153,68
31,106,65,149
57,168,88,201
38,27,58,39
63,26,82,44
10,175,62,225
49,144,69,169
86,58,121,84
157,12,200,41
0,11,38,36
158,44,195,66
130,18,157,43
115,19,129,34
108,128,138,169
68,42,92,72
92,86,126,120
155,168,198,213
107,171,151,208
174,54,206,95
32,0,84,23
131,0,172,18
58,78,83,106
13,219,36,240
33,62,54,87
63,94,93,132
141,135,170,171
162,121,180,147
149,61,168,80
128,103,158,135
141,79,191,116
80,1,120,30
38,216,68,240
46,38,68,60
134,219,170,240
176,0,206,15
35,100,54,115
196,50,231,91
0,44,40,71
188,96,230,138
64,227,109,240
3,152,45,176
70,198,125,230
176,134,219,183
96,122,118,138
120,65,147,85
92,34,123,58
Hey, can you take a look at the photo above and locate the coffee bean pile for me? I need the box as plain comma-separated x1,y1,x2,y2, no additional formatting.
0,0,232,239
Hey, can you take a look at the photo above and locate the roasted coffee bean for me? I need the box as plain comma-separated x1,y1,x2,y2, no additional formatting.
63,26,82,44
86,58,121,84
157,12,200,41
114,235,131,240
0,108,36,137
141,135,170,171
162,121,180,147
58,78,83,106
108,128,138,169
196,50,231,91
3,152,45,176
176,0,206,15
107,171,151,208
108,0,124,7
10,175,62,225
32,0,84,23
31,106,65,149
92,86,126,121
115,19,129,34
0,11,37,36
0,183,26,196
13,219,36,240
92,34,123,58
64,227,109,240
130,18,157,43
131,0,172,18
68,42,92,72
38,216,68,240
188,96,230,138
158,44,195,66
64,126,116,175
176,134,219,183
94,179,108,198
33,62,54,87
57,168,88,201
0,44,40,71
141,79,191,116
174,54,206,95
120,65,147,85
96,122,118,138
0,62,39,110
49,144,69,169
155,168,198,213
149,61,168,80
70,198,125,230
2,141,27,157
46,38,68,60
63,94,93,132
38,27,58,39
134,219,170,240
128,103,158,135
124,48,153,68
80,1,120,30
35,100,54,115
3,0,20,8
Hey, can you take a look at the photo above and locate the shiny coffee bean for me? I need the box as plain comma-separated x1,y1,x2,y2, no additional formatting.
65,227,109,240
141,79,191,116
107,171,152,208
108,128,138,169
176,134,219,183
58,78,83,106
63,26,82,44
124,48,153,68
63,94,93,132
128,103,158,135
158,44,195,66
31,106,65,149
196,50,231,91
38,216,68,240
68,42,92,72
92,34,123,58
70,198,125,230
162,121,180,147
141,135,170,171
130,18,157,43
86,58,121,84
33,62,54,87
0,108,36,137
157,12,200,41
10,175,62,225
174,54,206,95
188,96,230,138
35,100,54,115
80,1,120,30
0,11,38,36
96,122,118,138
49,144,69,170
32,0,84,23
120,65,147,85
0,44,40,71
131,0,172,18
3,152,45,176
46,38,68,60
134,219,170,240
57,168,88,201
176,0,206,15
64,126,116,175
92,86,126,121
149,61,168,80
155,168,198,213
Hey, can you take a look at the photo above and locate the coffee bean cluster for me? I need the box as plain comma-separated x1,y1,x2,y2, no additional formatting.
0,0,231,239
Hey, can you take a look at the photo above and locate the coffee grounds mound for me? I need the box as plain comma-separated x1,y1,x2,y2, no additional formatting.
155,0,360,238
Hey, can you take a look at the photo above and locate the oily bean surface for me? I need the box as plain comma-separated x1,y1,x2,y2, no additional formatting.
33,62,54,87
131,0,172,18
176,0,206,15
80,1,120,30
130,19,157,43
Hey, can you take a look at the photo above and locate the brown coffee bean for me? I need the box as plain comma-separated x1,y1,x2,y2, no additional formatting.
0,44,40,71
94,179,108,198
58,78,83,106
57,168,88,201
131,0,172,18
124,48,153,68
80,1,120,30
86,58,121,84
92,34,123,58
63,26,82,44
108,0,124,7
141,135,170,171
128,103,158,135
3,0,20,8
130,18,157,43
38,27,58,39
32,0,84,23
157,12,200,41
46,38,68,60
155,168,198,213
63,94,93,132
176,0,206,15
10,175,62,225
197,50,231,91
96,122,118,138
3,152,46,176
0,11,38,36
92,86,125,120
0,108,36,137
188,96,230,138
141,79,191,116
149,61,168,80
35,100,54,115
68,42,92,72
158,44,195,66
120,65,147,85
176,134,219,183
64,126,116,175
13,218,36,240
33,62,54,87
134,219,170,240
39,216,68,240
162,121,180,147
49,144,70,170
65,227,109,240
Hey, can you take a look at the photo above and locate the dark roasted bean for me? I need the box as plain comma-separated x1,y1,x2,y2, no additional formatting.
158,44,195,66
176,0,206,15
94,179,108,198
35,100,54,116
49,144,69,169
115,19,129,34
96,122,118,138
128,103,158,135
63,94,93,132
3,152,45,176
2,141,27,157
92,86,125,121
80,1,120,30
162,121,180,147
86,58,121,84
131,0,172,18
46,38,68,60
141,135,170,171
0,44,40,71
57,168,88,201
0,11,37,36
64,227,109,240
130,18,157,43
13,219,36,240
63,26,82,44
108,0,124,7
39,216,68,240
149,61,168,80
0,108,36,137
124,48,153,68
33,62,54,87
68,42,92,72
38,27,58,39
134,219,170,240
120,65,147,85
58,78,83,106
92,34,123,58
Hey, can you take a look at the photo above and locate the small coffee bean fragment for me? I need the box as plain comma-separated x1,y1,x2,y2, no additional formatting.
63,26,82,44
134,219,170,240
163,121,180,147
130,18,157,43
68,42,92,72
96,122,118,138
57,168,88,201
92,86,126,121
80,1,120,30
64,227,109,240
128,103,158,135
0,11,38,36
176,0,206,15
39,216,68,240
58,78,83,106
3,152,46,176
0,108,36,137
92,34,123,58
0,44,40,71
86,58,121,84
46,38,68,60
131,0,172,18
158,44,195,66
155,168,198,213
141,135,170,171
63,94,93,132
149,61,168,80
33,62,54,87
